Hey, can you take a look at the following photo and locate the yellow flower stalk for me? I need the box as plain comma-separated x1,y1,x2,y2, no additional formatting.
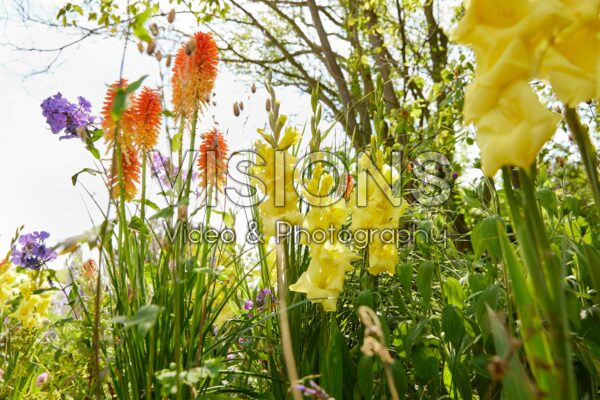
252,127,303,237
290,163,356,311
350,153,407,231
350,151,407,276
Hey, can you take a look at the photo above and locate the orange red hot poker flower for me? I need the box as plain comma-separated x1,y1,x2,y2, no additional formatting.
110,146,141,201
171,32,219,119
132,86,162,152
197,128,228,191
101,79,137,149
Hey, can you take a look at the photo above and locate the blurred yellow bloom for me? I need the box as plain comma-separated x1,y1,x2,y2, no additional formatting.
476,80,560,176
541,0,600,106
289,242,356,311
454,0,577,176
455,0,568,48
0,267,17,314
11,284,53,329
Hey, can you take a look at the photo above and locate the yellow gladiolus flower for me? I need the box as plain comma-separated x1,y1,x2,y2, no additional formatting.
289,241,356,311
368,237,398,276
476,80,560,176
303,163,350,232
350,180,407,232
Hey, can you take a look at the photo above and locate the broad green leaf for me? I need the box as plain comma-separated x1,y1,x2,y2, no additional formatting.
125,75,148,94
417,261,435,308
111,88,127,122
150,206,174,220
398,262,413,291
442,304,466,351
536,188,558,217
471,216,503,260
356,356,374,398
355,289,375,309
113,304,162,338
444,277,466,308
132,8,152,42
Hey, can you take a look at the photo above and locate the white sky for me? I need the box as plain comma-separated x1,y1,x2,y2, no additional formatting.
0,0,314,251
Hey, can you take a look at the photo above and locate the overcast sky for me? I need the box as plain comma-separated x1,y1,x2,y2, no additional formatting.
0,0,316,251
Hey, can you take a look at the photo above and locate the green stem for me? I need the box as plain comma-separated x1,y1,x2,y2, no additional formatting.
519,170,576,400
501,167,576,400
565,107,600,210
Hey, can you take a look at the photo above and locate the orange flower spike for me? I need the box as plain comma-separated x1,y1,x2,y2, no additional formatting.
197,128,229,191
171,32,219,119
132,86,162,152
82,259,97,279
111,146,141,201
102,79,137,148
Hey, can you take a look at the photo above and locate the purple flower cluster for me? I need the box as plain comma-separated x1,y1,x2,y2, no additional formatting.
295,380,331,399
150,151,198,190
40,93,95,140
10,231,57,270
243,288,274,319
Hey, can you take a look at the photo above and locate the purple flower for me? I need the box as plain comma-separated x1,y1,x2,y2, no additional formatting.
36,372,49,387
256,288,274,309
10,231,57,270
244,300,254,311
41,92,95,140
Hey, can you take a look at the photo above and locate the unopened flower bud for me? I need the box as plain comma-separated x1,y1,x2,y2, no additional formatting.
166,54,172,67
266,98,271,112
36,372,49,388
137,42,144,53
155,51,162,61
251,83,256,93
146,41,156,55
233,102,240,117
167,9,176,24
150,23,159,37
239,101,244,111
